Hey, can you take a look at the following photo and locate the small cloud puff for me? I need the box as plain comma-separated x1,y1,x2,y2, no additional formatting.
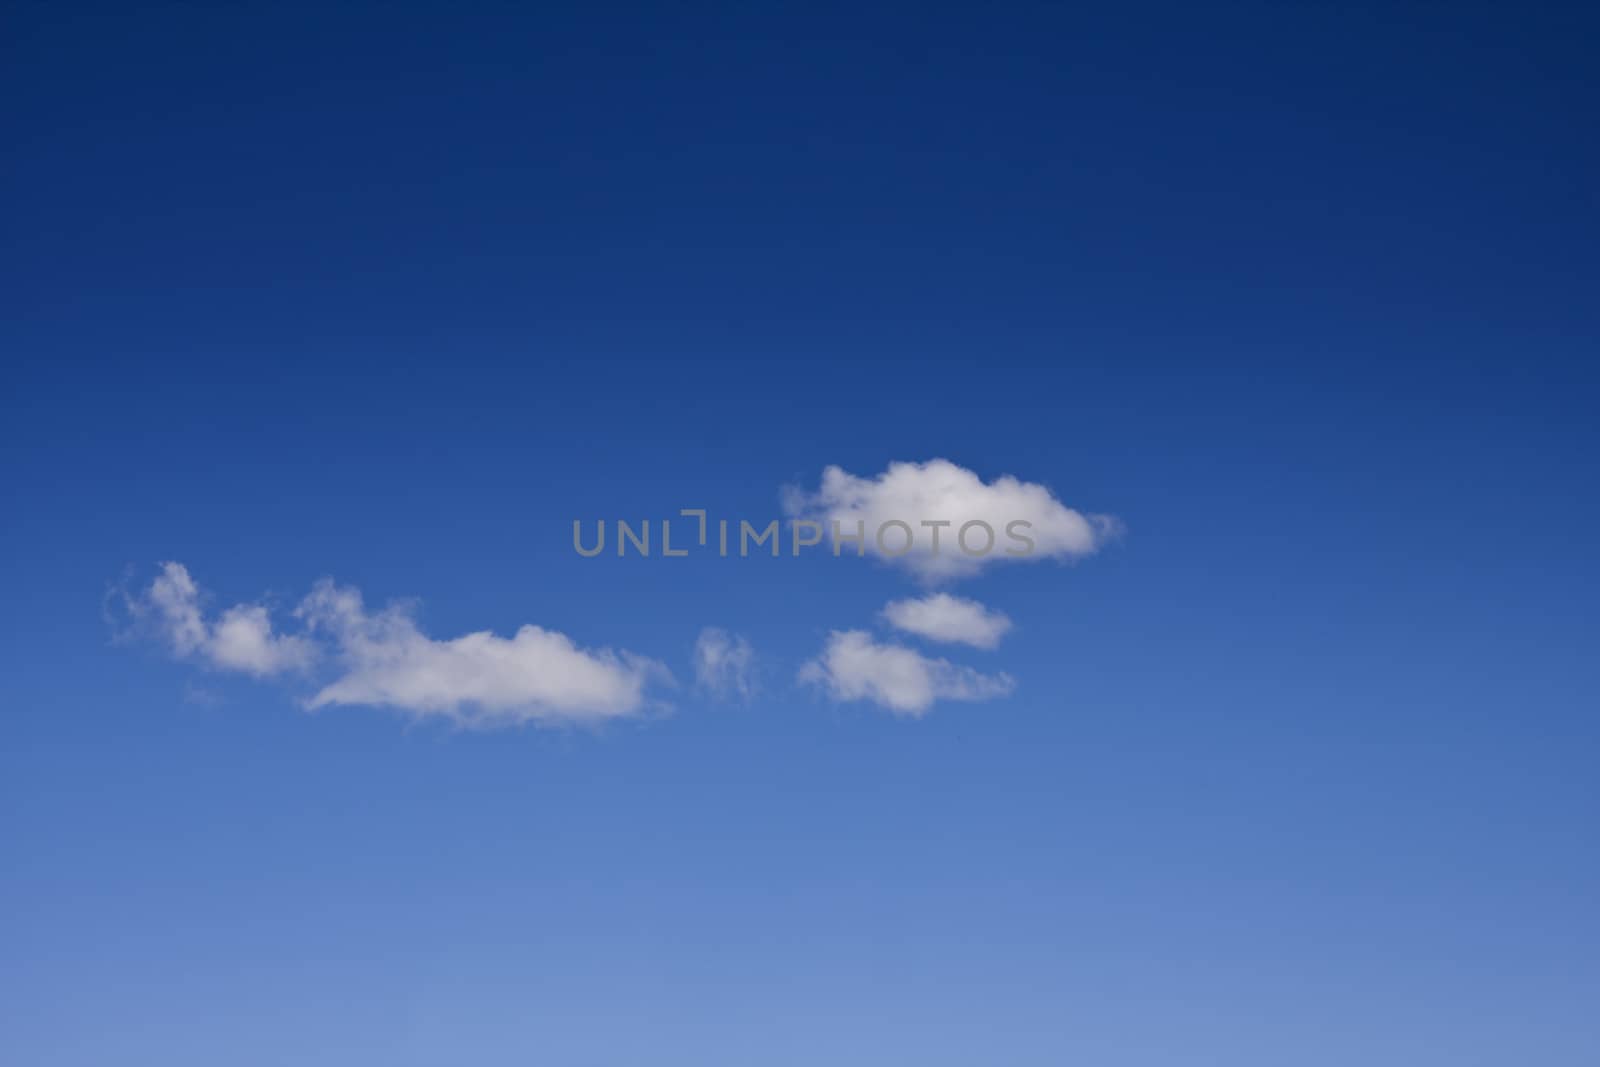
882,593,1012,649
799,630,1014,717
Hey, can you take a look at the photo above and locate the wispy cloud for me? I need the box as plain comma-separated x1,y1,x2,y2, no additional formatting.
882,593,1012,649
693,627,756,702
799,630,1014,716
783,458,1118,581
127,562,316,677
121,563,668,728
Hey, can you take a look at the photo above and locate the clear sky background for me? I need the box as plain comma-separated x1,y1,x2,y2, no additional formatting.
3,2,1598,1064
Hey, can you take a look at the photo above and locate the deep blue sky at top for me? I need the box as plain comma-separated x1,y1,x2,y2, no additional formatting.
2,3,1598,1065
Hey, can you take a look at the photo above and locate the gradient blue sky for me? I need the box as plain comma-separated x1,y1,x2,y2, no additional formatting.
3,2,1598,1064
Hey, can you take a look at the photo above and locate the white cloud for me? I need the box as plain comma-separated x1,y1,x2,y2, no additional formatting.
693,627,756,701
783,458,1118,581
295,580,668,727
798,630,1014,717
133,562,315,677
882,593,1012,649
122,563,668,728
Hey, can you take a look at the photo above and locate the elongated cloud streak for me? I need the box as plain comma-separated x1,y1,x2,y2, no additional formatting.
122,564,667,727
297,581,666,726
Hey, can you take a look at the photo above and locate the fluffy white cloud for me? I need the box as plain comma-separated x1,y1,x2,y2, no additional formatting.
295,580,667,726
133,562,315,677
882,593,1012,649
693,627,756,701
798,630,1014,717
784,459,1118,581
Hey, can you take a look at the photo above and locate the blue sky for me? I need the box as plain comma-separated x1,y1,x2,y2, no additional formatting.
3,2,1598,1064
